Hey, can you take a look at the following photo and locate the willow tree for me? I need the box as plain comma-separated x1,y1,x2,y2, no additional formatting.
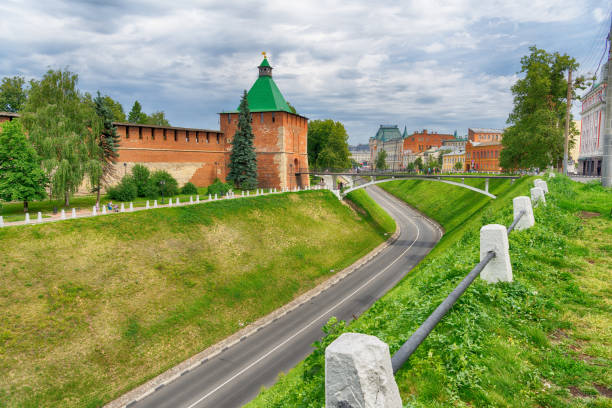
228,91,257,189
21,70,101,206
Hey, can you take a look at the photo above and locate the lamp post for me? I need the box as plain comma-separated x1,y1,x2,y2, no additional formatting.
123,162,127,176
160,179,165,204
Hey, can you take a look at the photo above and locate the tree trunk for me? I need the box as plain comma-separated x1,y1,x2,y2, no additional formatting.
23,199,28,213
64,191,70,207
96,179,101,207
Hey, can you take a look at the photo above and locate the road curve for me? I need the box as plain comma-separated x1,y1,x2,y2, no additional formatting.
131,186,442,408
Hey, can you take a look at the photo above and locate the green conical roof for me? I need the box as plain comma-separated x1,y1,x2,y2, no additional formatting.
259,57,271,67
238,70,293,113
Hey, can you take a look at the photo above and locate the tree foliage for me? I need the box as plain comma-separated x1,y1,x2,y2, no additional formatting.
307,119,351,169
0,120,47,211
128,100,170,126
0,76,28,113
131,164,151,197
228,91,258,189
501,46,584,170
146,111,170,126
128,100,147,124
375,149,387,170
91,92,121,204
102,95,126,122
147,170,179,198
21,69,102,205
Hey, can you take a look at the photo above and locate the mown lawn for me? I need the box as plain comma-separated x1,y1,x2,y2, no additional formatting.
0,190,388,408
247,176,612,407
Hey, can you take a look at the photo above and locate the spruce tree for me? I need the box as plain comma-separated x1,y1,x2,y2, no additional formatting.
128,100,148,124
92,91,121,205
228,91,257,189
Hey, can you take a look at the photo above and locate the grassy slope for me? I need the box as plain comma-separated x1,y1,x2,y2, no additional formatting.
247,177,612,407
345,188,396,235
0,191,389,408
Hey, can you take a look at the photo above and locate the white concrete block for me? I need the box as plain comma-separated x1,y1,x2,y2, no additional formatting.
548,172,556,178
241,191,244,197
531,187,546,206
146,200,150,209
480,224,512,283
512,196,535,231
534,179,548,193
214,193,218,200
37,212,42,223
190,196,193,204
71,208,76,218
92,206,97,216
209,194,212,201
247,191,250,196
25,213,30,224
120,203,125,212
169,198,173,207
326,333,402,408
129,202,134,211
154,200,158,208
102,206,107,214
176,197,180,205
196,195,200,203
0,216,3,227
61,209,66,220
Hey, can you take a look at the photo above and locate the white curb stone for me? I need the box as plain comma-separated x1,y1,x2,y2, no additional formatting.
0,216,3,227
534,179,548,193
214,193,218,200
25,213,30,224
129,202,134,211
190,196,193,204
176,197,180,205
102,206,107,214
120,203,125,212
154,200,158,208
480,224,512,283
169,198,173,207
531,187,546,206
513,196,535,231
72,208,76,218
146,200,150,209
61,209,66,220
196,195,200,203
326,333,402,408
92,206,97,216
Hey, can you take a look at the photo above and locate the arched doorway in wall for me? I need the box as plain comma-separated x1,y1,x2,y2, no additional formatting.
294,158,301,188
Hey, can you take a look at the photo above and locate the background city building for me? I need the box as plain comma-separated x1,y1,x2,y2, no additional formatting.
579,69,606,176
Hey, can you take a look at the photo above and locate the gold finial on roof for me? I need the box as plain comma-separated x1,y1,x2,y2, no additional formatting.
262,51,267,58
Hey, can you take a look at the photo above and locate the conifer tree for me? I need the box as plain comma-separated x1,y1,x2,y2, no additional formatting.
91,91,121,206
228,91,258,189
0,120,48,212
128,100,148,124
21,69,101,206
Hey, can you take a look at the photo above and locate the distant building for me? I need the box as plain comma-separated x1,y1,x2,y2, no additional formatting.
369,125,404,169
579,71,606,176
349,144,370,165
0,111,19,124
465,128,503,172
403,129,455,154
442,137,468,151
442,150,466,172
468,128,503,143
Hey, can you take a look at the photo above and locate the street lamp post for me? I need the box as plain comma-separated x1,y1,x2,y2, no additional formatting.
160,180,165,204
123,162,127,176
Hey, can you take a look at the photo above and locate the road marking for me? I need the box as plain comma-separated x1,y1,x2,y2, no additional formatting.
184,187,423,408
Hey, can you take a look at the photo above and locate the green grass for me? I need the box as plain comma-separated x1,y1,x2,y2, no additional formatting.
0,190,390,408
345,188,396,235
247,176,612,407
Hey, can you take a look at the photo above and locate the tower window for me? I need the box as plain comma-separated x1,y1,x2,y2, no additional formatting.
227,114,231,124
206,133,210,143
174,131,177,142
139,127,142,139
163,129,167,140
196,132,199,143
216,134,220,144
272,112,275,123
151,131,155,141
260,112,264,123
125,127,130,139
186,132,190,142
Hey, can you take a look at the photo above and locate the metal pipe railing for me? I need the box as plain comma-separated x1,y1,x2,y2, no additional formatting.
391,208,526,373
390,250,495,373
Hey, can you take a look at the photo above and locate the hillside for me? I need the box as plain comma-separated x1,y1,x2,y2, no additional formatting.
248,177,612,407
0,190,391,408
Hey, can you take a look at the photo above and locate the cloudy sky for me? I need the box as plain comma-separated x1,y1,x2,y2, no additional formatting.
0,0,610,144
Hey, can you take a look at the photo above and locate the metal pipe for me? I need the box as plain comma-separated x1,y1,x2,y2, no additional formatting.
507,210,525,234
391,250,496,373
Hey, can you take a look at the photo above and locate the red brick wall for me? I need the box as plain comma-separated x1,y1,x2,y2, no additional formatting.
403,130,454,153
220,111,309,189
465,141,503,172
468,129,503,143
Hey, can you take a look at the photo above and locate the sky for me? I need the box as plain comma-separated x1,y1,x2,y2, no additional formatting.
0,0,610,145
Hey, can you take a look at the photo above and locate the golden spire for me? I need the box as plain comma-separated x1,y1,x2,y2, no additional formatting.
262,51,267,59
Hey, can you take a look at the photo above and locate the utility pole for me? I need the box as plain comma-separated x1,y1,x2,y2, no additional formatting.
563,68,572,176
603,17,612,187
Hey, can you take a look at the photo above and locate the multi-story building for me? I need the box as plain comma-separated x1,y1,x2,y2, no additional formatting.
468,128,503,143
442,150,466,172
369,125,405,170
442,137,468,152
579,72,606,176
464,128,504,172
403,129,455,154
349,144,370,165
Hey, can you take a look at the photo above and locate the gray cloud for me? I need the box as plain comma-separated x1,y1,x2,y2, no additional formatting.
0,0,605,143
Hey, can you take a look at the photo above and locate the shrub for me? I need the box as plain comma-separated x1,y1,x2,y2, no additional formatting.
107,176,138,201
207,178,231,196
145,170,179,198
181,182,198,195
132,164,150,197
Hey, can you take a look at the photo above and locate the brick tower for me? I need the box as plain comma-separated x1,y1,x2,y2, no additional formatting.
220,55,309,190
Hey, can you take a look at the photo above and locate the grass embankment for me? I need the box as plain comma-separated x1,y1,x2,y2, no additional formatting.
0,190,391,408
248,177,612,407
345,188,396,236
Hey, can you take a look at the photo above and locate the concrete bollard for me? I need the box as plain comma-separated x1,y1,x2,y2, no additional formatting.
154,200,158,208
25,213,30,224
129,202,134,211
93,206,97,216
61,209,66,220
548,172,556,178
241,191,244,197
513,196,535,230
247,191,250,197
208,194,212,201
534,179,548,193
196,195,200,203
531,187,546,206
480,224,512,283
176,197,180,205
72,208,76,218
214,193,218,200
37,212,43,223
169,198,173,207
190,196,193,204
146,200,150,209
326,333,402,408
0,216,3,227
120,203,125,212
102,205,107,214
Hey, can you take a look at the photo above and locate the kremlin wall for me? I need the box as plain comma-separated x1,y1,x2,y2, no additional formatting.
0,56,310,191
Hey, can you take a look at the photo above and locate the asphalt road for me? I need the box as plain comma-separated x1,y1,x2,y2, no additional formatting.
132,186,442,408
